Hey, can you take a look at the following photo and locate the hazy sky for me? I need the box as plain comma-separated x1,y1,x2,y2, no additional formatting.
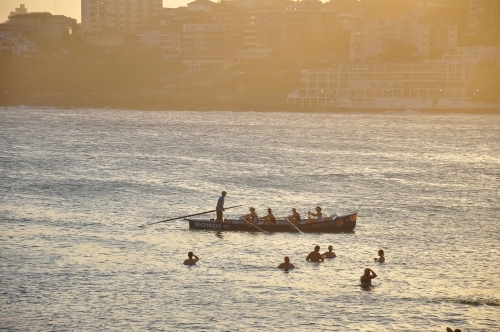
0,0,188,23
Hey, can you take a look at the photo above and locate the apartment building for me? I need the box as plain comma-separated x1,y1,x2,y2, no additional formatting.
0,25,37,57
187,0,215,13
443,46,500,67
465,0,500,42
287,60,478,108
350,17,458,61
251,3,341,49
138,29,181,58
81,0,163,34
6,12,77,42
86,30,126,55
182,23,270,70
182,24,225,70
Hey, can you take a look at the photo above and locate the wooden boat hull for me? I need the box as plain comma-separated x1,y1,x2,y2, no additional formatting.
187,213,357,233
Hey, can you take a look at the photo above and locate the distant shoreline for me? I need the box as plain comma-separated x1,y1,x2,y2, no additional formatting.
1,92,499,114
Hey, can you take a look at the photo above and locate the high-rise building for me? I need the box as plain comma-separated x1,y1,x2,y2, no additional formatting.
81,0,163,34
350,17,458,62
465,0,500,44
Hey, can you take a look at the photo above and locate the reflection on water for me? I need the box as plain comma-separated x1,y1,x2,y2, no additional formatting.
1,107,499,330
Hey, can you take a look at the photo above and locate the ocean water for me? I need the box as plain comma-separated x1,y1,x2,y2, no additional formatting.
0,107,499,331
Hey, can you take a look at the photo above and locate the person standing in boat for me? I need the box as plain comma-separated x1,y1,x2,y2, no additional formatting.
183,252,199,265
286,208,302,225
244,207,259,224
360,268,377,287
277,256,295,270
322,245,336,258
306,245,324,262
260,208,277,225
216,191,226,222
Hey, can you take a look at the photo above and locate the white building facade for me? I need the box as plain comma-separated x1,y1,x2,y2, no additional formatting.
287,60,478,109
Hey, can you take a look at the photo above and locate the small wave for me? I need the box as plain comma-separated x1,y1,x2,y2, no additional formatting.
403,109,420,114
456,298,500,306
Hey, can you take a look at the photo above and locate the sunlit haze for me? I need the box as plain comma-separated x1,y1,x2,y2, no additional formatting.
0,0,499,330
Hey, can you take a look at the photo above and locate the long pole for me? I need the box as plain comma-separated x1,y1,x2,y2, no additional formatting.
139,205,242,228
285,217,305,235
242,218,270,235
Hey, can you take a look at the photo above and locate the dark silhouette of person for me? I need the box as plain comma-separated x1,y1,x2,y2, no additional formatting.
360,268,377,287
277,256,295,270
306,245,324,262
216,191,226,222
183,252,199,265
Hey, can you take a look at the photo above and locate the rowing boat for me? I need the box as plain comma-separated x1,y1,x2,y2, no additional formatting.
186,213,357,233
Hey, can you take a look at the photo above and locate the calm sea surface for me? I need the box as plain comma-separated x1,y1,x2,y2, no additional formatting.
0,107,499,331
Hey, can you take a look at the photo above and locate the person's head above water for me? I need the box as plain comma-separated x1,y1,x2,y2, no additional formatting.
315,245,320,252
364,268,371,276
221,191,226,196
284,256,290,263
249,207,255,212
328,245,333,251
378,249,384,256
292,208,296,212
268,208,272,213
188,251,193,258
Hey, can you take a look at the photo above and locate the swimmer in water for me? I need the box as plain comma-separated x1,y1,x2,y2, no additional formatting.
306,245,324,262
277,256,295,270
446,328,461,332
183,252,199,265
360,268,377,287
322,245,336,258
374,249,385,263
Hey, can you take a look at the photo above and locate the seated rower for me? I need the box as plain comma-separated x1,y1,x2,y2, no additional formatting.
322,245,336,258
260,208,277,225
374,249,385,263
286,208,302,225
243,207,258,224
183,252,199,265
277,256,295,270
360,268,377,287
307,206,332,223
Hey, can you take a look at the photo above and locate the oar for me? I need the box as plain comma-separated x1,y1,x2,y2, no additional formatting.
284,217,305,235
139,205,242,227
242,218,270,235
